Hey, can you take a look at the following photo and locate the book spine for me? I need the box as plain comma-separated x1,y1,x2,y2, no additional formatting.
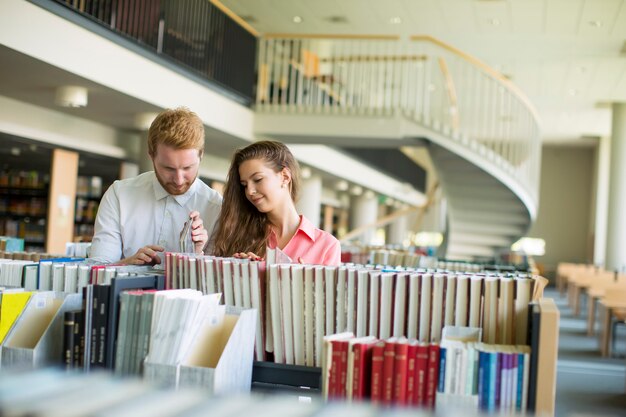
381,340,396,405
393,341,409,405
73,311,83,369
370,342,385,404
415,343,429,406
63,311,76,370
425,344,440,409
405,343,418,404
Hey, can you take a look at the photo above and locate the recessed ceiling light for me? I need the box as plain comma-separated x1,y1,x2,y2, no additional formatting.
55,86,88,108
389,17,402,24
293,15,303,23
588,20,603,27
489,18,500,26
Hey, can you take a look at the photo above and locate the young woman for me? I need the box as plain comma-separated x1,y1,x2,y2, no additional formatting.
212,141,341,266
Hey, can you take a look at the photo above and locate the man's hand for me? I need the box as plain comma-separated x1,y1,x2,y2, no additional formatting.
189,210,208,254
120,245,165,265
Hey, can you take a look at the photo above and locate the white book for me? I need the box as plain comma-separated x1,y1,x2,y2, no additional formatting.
455,275,469,326
23,265,39,291
232,261,243,307
304,266,315,366
222,261,234,306
170,255,178,290
291,265,305,366
204,259,216,294
499,278,515,345
468,275,483,328
63,264,78,293
215,259,223,294
189,258,197,291
268,265,284,363
379,273,394,339
444,274,457,326
346,268,357,334
52,263,64,292
324,266,336,336
39,261,52,291
418,273,432,342
514,277,532,345
356,270,369,337
406,273,420,339
183,256,190,289
392,273,407,337
519,345,531,412
280,265,294,365
77,265,90,290
336,267,347,333
241,262,252,309
249,262,264,361
430,273,445,343
314,266,326,367
368,271,380,336
483,276,499,344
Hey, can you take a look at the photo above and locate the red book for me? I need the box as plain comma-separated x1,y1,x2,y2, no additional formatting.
370,341,386,404
405,340,419,405
382,337,397,405
329,339,344,398
336,339,350,398
393,338,409,405
415,342,430,406
425,343,441,409
351,338,378,400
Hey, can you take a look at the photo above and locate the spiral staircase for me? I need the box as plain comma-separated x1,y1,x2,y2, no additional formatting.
253,36,541,260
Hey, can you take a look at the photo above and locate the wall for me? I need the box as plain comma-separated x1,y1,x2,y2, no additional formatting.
528,145,596,277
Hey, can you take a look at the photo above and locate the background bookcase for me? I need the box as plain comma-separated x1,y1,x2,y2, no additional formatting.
0,133,122,252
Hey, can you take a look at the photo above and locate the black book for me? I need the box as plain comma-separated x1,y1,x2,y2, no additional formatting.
63,311,76,370
527,301,540,413
104,275,166,369
73,310,84,369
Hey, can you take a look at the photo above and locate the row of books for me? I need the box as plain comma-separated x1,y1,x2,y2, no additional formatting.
163,252,545,367
267,265,540,367
0,250,65,261
321,333,441,408
437,341,531,413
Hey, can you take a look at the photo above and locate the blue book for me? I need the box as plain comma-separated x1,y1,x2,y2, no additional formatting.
437,346,447,393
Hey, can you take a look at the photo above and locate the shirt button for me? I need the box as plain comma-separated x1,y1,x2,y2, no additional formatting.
165,211,170,217
159,240,166,245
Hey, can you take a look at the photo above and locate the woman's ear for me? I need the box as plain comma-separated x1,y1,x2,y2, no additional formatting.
281,167,292,187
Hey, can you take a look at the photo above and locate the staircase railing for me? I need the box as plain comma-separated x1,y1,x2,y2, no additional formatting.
256,35,541,210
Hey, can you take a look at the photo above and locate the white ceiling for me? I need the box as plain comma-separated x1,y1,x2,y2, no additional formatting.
222,0,626,144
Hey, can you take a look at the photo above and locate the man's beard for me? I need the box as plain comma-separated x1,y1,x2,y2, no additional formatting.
154,170,197,196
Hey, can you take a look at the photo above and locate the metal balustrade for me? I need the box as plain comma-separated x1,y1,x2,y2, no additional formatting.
256,35,541,210
51,0,257,102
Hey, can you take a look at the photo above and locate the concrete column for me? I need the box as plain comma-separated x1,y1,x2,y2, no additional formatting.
593,136,610,267
605,103,626,271
137,133,153,174
350,192,378,245
388,210,409,245
296,174,322,228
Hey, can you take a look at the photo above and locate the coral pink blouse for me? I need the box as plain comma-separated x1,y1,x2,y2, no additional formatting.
268,215,341,266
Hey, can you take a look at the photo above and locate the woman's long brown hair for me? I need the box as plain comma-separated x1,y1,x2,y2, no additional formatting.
211,141,300,258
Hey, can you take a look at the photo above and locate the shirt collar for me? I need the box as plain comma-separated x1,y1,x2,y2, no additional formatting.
152,172,198,206
296,215,316,242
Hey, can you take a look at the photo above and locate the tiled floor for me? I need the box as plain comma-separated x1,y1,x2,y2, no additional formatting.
549,288,626,417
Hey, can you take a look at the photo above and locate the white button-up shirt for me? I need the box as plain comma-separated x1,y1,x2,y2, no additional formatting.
89,171,222,263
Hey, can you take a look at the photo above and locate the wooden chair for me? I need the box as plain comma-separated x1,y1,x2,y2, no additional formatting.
598,287,626,357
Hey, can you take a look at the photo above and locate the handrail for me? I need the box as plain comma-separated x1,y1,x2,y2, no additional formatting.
411,35,541,123
256,35,542,213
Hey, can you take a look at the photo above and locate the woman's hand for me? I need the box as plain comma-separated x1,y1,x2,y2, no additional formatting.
233,252,262,261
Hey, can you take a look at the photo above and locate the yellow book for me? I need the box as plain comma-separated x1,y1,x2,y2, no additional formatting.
0,291,33,343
